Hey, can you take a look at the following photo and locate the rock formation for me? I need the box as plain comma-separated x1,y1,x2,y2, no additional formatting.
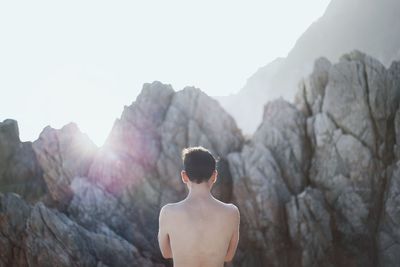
227,96,311,266
294,51,400,266
0,119,47,202
0,193,158,267
1,82,243,266
1,51,400,267
215,0,400,136
32,122,98,209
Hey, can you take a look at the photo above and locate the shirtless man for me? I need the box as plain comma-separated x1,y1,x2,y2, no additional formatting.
158,146,240,267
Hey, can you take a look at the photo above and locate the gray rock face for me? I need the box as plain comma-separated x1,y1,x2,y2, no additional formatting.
226,96,311,266
215,0,400,136
2,81,243,266
298,51,399,266
2,52,400,267
0,119,47,202
0,193,157,267
295,57,332,116
310,113,380,265
67,177,154,255
228,51,400,267
378,163,400,266
32,122,98,208
286,188,334,267
321,52,399,158
228,144,290,266
255,98,311,194
74,81,243,264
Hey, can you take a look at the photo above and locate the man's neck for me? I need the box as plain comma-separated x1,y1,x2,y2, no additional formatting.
186,183,213,200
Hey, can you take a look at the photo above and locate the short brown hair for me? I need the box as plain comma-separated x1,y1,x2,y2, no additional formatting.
181,146,217,184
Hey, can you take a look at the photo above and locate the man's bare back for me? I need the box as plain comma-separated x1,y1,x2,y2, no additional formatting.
159,196,240,267
158,146,240,267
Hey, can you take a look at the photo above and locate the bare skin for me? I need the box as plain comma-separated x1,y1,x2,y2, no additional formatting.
158,170,240,267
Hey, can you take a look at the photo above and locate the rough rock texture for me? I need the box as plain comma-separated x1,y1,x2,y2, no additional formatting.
377,162,400,266
0,193,158,267
286,188,334,267
226,51,400,267
215,0,400,135
255,98,311,194
293,51,400,266
1,51,400,267
81,82,243,264
0,119,47,202
227,97,310,266
32,122,98,208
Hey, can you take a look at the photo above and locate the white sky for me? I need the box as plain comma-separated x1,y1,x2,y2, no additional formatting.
0,0,330,146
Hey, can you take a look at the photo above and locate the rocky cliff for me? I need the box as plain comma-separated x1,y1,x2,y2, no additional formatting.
0,119,47,202
1,51,400,267
215,0,400,136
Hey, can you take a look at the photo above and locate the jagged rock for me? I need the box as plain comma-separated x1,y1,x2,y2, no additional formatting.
294,57,332,116
226,97,310,266
378,100,400,265
305,52,400,266
1,52,400,267
215,0,400,136
390,61,400,159
228,52,400,267
322,51,400,160
286,187,334,267
394,108,400,159
227,144,290,267
156,86,243,199
378,162,400,266
310,113,381,229
67,177,155,255
69,81,244,264
310,99,376,264
32,122,98,207
0,193,158,267
254,98,311,194
0,119,47,202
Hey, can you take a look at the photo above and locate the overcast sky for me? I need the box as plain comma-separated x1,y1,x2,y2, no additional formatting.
0,0,330,146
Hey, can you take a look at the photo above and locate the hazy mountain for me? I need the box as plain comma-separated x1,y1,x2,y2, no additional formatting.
214,0,400,135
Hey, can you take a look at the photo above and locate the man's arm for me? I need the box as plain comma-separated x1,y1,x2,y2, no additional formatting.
158,205,173,259
224,205,240,262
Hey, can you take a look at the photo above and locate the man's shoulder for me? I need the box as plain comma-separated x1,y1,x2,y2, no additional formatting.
216,202,238,221
225,203,240,216
212,199,240,218
213,198,239,211
159,203,177,223
226,202,239,210
160,201,184,214
161,199,239,214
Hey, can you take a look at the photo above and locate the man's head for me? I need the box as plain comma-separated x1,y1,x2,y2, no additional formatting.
181,146,218,185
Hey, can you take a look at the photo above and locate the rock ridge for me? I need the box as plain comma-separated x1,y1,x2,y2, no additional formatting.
1,52,400,266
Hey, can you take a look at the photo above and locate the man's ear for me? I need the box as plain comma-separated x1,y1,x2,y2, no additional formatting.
181,170,189,184
211,170,218,184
